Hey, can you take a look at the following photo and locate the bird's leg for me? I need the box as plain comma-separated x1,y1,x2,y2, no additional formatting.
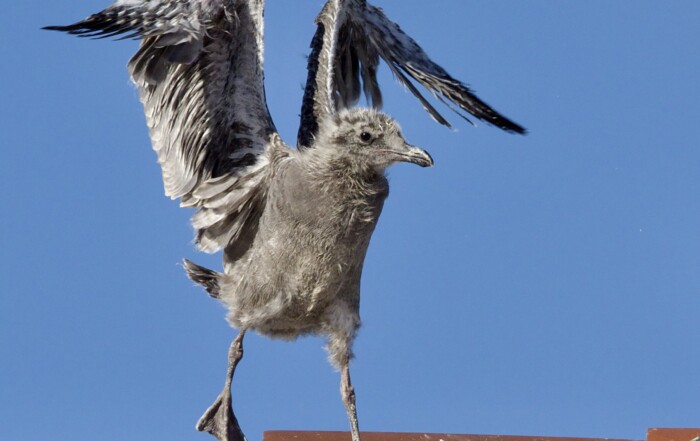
196,329,247,441
340,361,361,441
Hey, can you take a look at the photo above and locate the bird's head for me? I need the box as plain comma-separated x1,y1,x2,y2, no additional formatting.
316,108,434,172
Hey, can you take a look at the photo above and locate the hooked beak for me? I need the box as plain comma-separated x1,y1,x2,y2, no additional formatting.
385,142,434,168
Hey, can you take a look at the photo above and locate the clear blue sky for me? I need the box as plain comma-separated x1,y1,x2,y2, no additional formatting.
2,1,699,440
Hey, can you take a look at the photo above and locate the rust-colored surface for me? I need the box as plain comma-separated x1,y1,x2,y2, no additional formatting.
648,429,700,441
264,432,637,441
265,429,700,441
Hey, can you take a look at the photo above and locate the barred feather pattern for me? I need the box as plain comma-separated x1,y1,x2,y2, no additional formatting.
44,0,213,67
45,0,279,255
297,0,525,148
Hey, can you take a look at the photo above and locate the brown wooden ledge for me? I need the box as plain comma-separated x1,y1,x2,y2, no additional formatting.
647,429,700,441
264,428,699,441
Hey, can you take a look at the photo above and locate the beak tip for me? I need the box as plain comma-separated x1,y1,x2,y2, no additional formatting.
394,143,434,168
421,150,434,168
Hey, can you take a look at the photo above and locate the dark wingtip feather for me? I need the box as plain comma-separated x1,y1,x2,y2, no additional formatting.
42,11,143,41
469,102,527,135
498,119,527,135
477,106,527,135
400,62,527,135
43,20,95,37
452,87,527,135
42,25,69,32
42,23,95,36
355,4,527,135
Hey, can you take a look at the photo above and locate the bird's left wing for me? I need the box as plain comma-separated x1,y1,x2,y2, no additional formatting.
297,0,525,148
46,0,283,254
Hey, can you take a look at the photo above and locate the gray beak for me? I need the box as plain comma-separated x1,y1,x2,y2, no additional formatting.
384,142,433,168
400,143,434,167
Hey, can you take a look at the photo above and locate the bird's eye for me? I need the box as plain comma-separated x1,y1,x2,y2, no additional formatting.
359,132,373,143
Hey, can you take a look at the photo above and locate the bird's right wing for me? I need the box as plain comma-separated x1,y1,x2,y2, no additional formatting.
297,0,525,148
45,0,284,255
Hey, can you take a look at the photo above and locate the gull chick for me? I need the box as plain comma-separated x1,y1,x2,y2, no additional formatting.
186,108,431,441
45,0,525,440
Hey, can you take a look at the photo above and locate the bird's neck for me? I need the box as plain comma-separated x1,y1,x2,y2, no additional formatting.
304,151,389,200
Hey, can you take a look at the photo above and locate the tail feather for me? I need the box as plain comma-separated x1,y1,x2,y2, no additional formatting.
183,259,221,299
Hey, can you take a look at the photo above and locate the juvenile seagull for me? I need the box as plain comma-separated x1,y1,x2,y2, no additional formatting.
45,1,525,440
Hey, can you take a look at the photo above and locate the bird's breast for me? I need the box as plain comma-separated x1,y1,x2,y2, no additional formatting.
223,158,390,337
241,161,387,321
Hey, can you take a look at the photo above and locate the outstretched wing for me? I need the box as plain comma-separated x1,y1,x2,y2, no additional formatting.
45,0,279,254
297,0,525,148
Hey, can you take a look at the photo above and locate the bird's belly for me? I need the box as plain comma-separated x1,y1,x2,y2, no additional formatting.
226,220,367,337
224,167,385,337
232,275,354,340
